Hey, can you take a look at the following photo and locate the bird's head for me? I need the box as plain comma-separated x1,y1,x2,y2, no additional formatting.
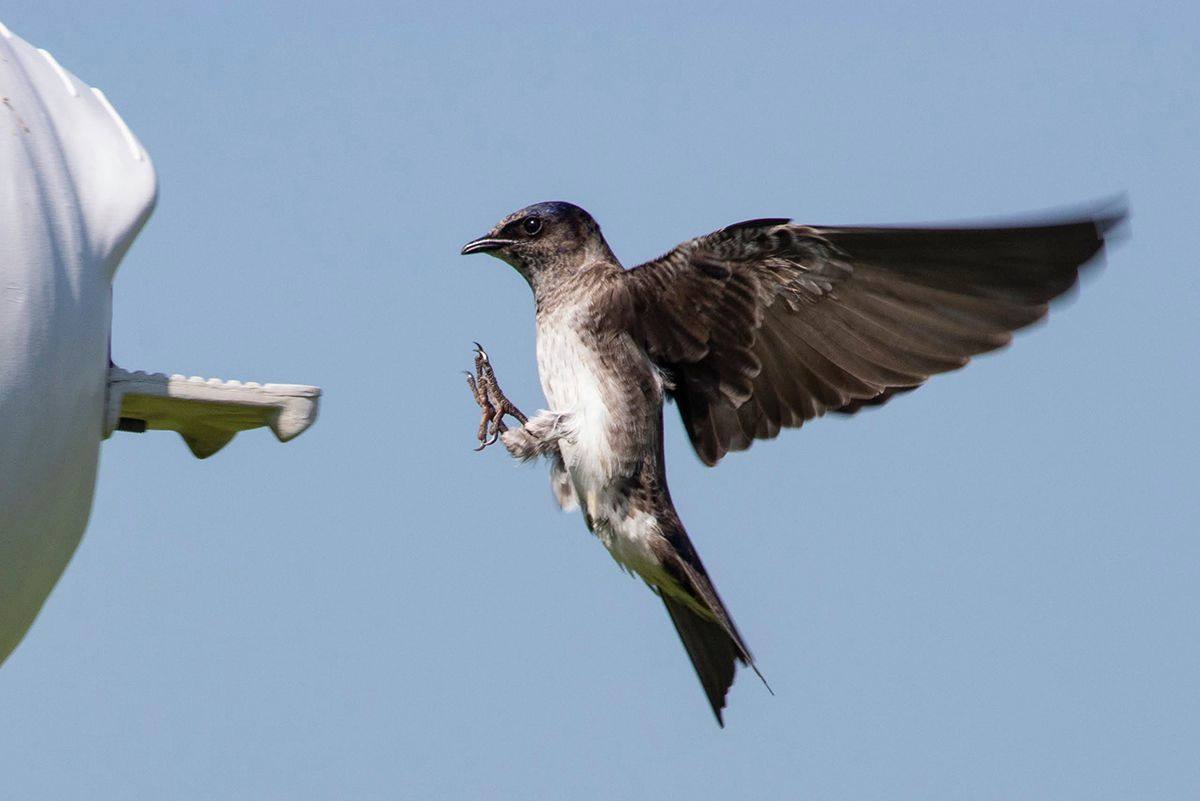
461,201,611,288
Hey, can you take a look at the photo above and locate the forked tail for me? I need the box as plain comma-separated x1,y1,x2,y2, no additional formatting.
657,529,771,726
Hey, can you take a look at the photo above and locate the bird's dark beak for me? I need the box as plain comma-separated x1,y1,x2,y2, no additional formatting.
461,235,514,255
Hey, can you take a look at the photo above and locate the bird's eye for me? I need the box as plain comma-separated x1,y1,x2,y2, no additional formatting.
522,216,543,236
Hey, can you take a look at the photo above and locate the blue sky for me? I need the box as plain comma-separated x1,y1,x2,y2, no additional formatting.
1,2,1197,799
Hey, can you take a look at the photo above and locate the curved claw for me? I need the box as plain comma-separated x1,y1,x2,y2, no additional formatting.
483,426,501,448
465,339,523,452
474,420,502,451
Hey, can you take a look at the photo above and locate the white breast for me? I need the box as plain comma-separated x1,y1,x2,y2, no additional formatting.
535,307,619,504
535,306,672,581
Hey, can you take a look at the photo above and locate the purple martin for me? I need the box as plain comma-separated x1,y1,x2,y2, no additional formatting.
461,200,1122,725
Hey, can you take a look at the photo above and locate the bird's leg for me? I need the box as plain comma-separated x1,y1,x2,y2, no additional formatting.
464,370,495,445
465,342,528,451
499,410,571,462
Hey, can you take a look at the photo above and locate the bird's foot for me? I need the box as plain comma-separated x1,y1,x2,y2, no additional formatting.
465,342,528,451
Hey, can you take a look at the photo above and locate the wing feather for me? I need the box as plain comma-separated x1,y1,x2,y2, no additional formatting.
606,206,1123,465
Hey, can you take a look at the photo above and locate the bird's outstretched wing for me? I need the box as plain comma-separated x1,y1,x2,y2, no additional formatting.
603,206,1124,465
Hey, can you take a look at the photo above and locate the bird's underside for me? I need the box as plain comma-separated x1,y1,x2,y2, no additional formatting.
465,342,764,725
461,200,1124,725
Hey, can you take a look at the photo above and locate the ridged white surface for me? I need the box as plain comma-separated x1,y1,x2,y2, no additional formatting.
0,21,156,665
106,367,321,450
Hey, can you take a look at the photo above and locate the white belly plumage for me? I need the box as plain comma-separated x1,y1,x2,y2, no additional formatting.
535,314,665,580
536,322,617,494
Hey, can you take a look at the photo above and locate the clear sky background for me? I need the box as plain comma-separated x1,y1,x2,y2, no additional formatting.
1,2,1197,799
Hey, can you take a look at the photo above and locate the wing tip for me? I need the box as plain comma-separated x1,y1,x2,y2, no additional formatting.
1091,195,1130,243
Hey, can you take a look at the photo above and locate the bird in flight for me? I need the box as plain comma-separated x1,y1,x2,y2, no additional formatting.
461,200,1122,725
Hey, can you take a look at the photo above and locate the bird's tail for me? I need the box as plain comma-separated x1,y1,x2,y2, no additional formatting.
660,594,744,727
656,529,770,726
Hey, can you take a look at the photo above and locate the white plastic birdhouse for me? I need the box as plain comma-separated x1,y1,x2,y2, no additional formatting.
0,21,320,665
